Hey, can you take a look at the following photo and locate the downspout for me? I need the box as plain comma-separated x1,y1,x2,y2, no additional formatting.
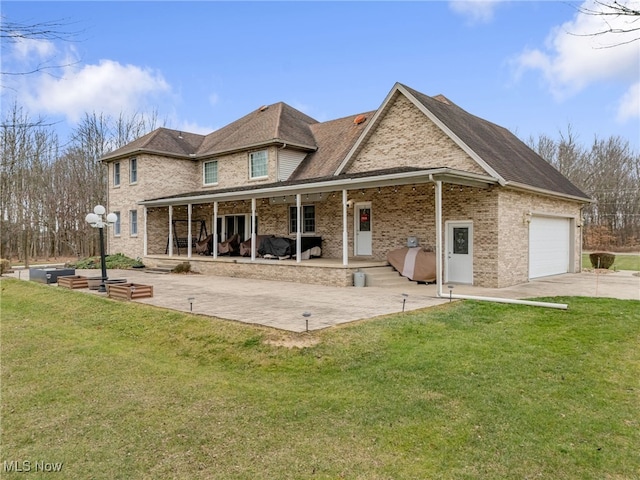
212,201,218,259
428,174,567,310
251,198,257,261
187,203,193,258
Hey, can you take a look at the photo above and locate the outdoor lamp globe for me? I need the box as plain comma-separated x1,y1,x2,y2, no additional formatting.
85,213,100,225
94,205,106,215
106,213,118,223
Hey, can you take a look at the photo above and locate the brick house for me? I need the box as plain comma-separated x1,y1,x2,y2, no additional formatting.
100,83,590,288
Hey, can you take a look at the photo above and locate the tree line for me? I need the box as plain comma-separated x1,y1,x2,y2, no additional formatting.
0,103,158,266
527,128,640,251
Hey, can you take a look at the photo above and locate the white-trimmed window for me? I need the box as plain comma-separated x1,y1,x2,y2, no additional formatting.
114,212,121,236
114,162,121,186
203,160,218,185
289,205,316,234
130,210,138,236
249,150,268,179
129,157,138,184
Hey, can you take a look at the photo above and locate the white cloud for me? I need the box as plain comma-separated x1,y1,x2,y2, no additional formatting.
178,120,215,135
208,92,219,107
617,82,640,122
22,59,171,122
8,35,57,62
449,0,503,24
514,0,640,100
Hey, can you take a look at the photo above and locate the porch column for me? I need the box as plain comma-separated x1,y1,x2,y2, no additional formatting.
168,205,173,257
251,197,257,261
187,203,193,258
143,206,148,257
296,193,302,263
435,181,443,296
342,189,348,266
212,201,218,259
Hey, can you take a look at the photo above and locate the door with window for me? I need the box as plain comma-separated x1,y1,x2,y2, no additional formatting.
354,203,372,256
446,221,473,284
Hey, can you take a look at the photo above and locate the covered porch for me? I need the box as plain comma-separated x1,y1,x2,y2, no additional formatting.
138,168,499,288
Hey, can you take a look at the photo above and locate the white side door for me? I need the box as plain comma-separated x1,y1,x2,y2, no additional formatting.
446,221,473,284
354,203,372,256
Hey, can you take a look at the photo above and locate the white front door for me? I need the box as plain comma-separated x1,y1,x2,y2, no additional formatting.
446,221,473,284
354,203,372,256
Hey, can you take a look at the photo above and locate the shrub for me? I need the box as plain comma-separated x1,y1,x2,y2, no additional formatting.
172,262,191,274
589,252,616,269
68,253,144,270
0,258,11,275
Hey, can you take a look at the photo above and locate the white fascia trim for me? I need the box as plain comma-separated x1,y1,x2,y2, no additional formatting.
504,181,593,204
138,168,497,207
396,84,507,186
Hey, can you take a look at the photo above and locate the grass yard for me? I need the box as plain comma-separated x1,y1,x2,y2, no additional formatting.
1,279,639,479
582,252,640,271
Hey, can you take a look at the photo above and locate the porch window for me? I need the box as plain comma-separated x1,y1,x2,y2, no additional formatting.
129,157,137,183
114,162,120,186
249,150,268,179
114,211,121,236
289,205,315,234
203,160,218,185
130,209,138,236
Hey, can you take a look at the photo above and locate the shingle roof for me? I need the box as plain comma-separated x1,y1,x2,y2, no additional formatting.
290,112,375,180
102,83,589,201
400,84,588,199
103,128,205,160
197,102,318,156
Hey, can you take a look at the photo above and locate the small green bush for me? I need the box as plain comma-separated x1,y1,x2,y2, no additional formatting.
68,253,144,270
0,258,11,274
589,252,616,269
172,262,191,274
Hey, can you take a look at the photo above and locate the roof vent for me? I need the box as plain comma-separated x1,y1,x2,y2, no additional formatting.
259,105,269,112
354,114,367,125
433,95,451,105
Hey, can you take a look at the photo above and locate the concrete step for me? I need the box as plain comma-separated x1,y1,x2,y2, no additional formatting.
144,266,172,274
363,266,414,287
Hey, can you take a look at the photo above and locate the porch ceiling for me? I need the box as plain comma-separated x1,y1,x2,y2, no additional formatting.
139,167,497,207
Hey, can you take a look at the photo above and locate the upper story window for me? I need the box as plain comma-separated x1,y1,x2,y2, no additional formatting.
129,210,138,236
129,158,138,184
113,211,121,236
114,162,121,186
203,160,218,185
249,150,268,179
289,205,316,234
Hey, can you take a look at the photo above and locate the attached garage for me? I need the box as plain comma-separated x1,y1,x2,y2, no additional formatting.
529,216,572,279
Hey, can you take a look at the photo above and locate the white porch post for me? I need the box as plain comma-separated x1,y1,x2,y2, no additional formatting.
212,201,218,259
187,203,193,258
168,205,173,257
251,197,257,261
435,181,443,296
296,193,302,263
342,189,349,266
143,206,148,257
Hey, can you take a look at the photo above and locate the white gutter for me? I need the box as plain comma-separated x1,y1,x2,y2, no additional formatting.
428,174,568,310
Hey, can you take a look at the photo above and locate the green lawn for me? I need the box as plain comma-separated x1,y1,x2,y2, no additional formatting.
582,252,640,271
2,279,639,479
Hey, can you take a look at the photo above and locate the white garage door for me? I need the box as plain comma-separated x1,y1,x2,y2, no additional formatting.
529,216,571,279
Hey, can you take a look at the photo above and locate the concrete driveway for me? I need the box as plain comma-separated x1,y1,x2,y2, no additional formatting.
10,267,639,332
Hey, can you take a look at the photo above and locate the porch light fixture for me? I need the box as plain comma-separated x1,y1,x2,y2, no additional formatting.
85,205,118,293
523,212,532,224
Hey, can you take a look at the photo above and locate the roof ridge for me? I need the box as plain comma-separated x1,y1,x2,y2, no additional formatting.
274,102,284,139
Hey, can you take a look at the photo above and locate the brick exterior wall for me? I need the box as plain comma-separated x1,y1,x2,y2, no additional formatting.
344,93,486,175
106,91,584,289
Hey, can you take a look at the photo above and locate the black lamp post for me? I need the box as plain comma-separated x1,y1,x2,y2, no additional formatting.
85,205,117,293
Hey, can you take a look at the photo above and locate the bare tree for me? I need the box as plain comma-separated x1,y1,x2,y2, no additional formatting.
573,0,640,46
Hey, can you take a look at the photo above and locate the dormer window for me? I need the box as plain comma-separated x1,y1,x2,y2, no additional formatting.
249,150,268,179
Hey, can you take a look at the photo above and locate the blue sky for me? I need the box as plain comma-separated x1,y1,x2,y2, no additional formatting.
2,1,639,151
